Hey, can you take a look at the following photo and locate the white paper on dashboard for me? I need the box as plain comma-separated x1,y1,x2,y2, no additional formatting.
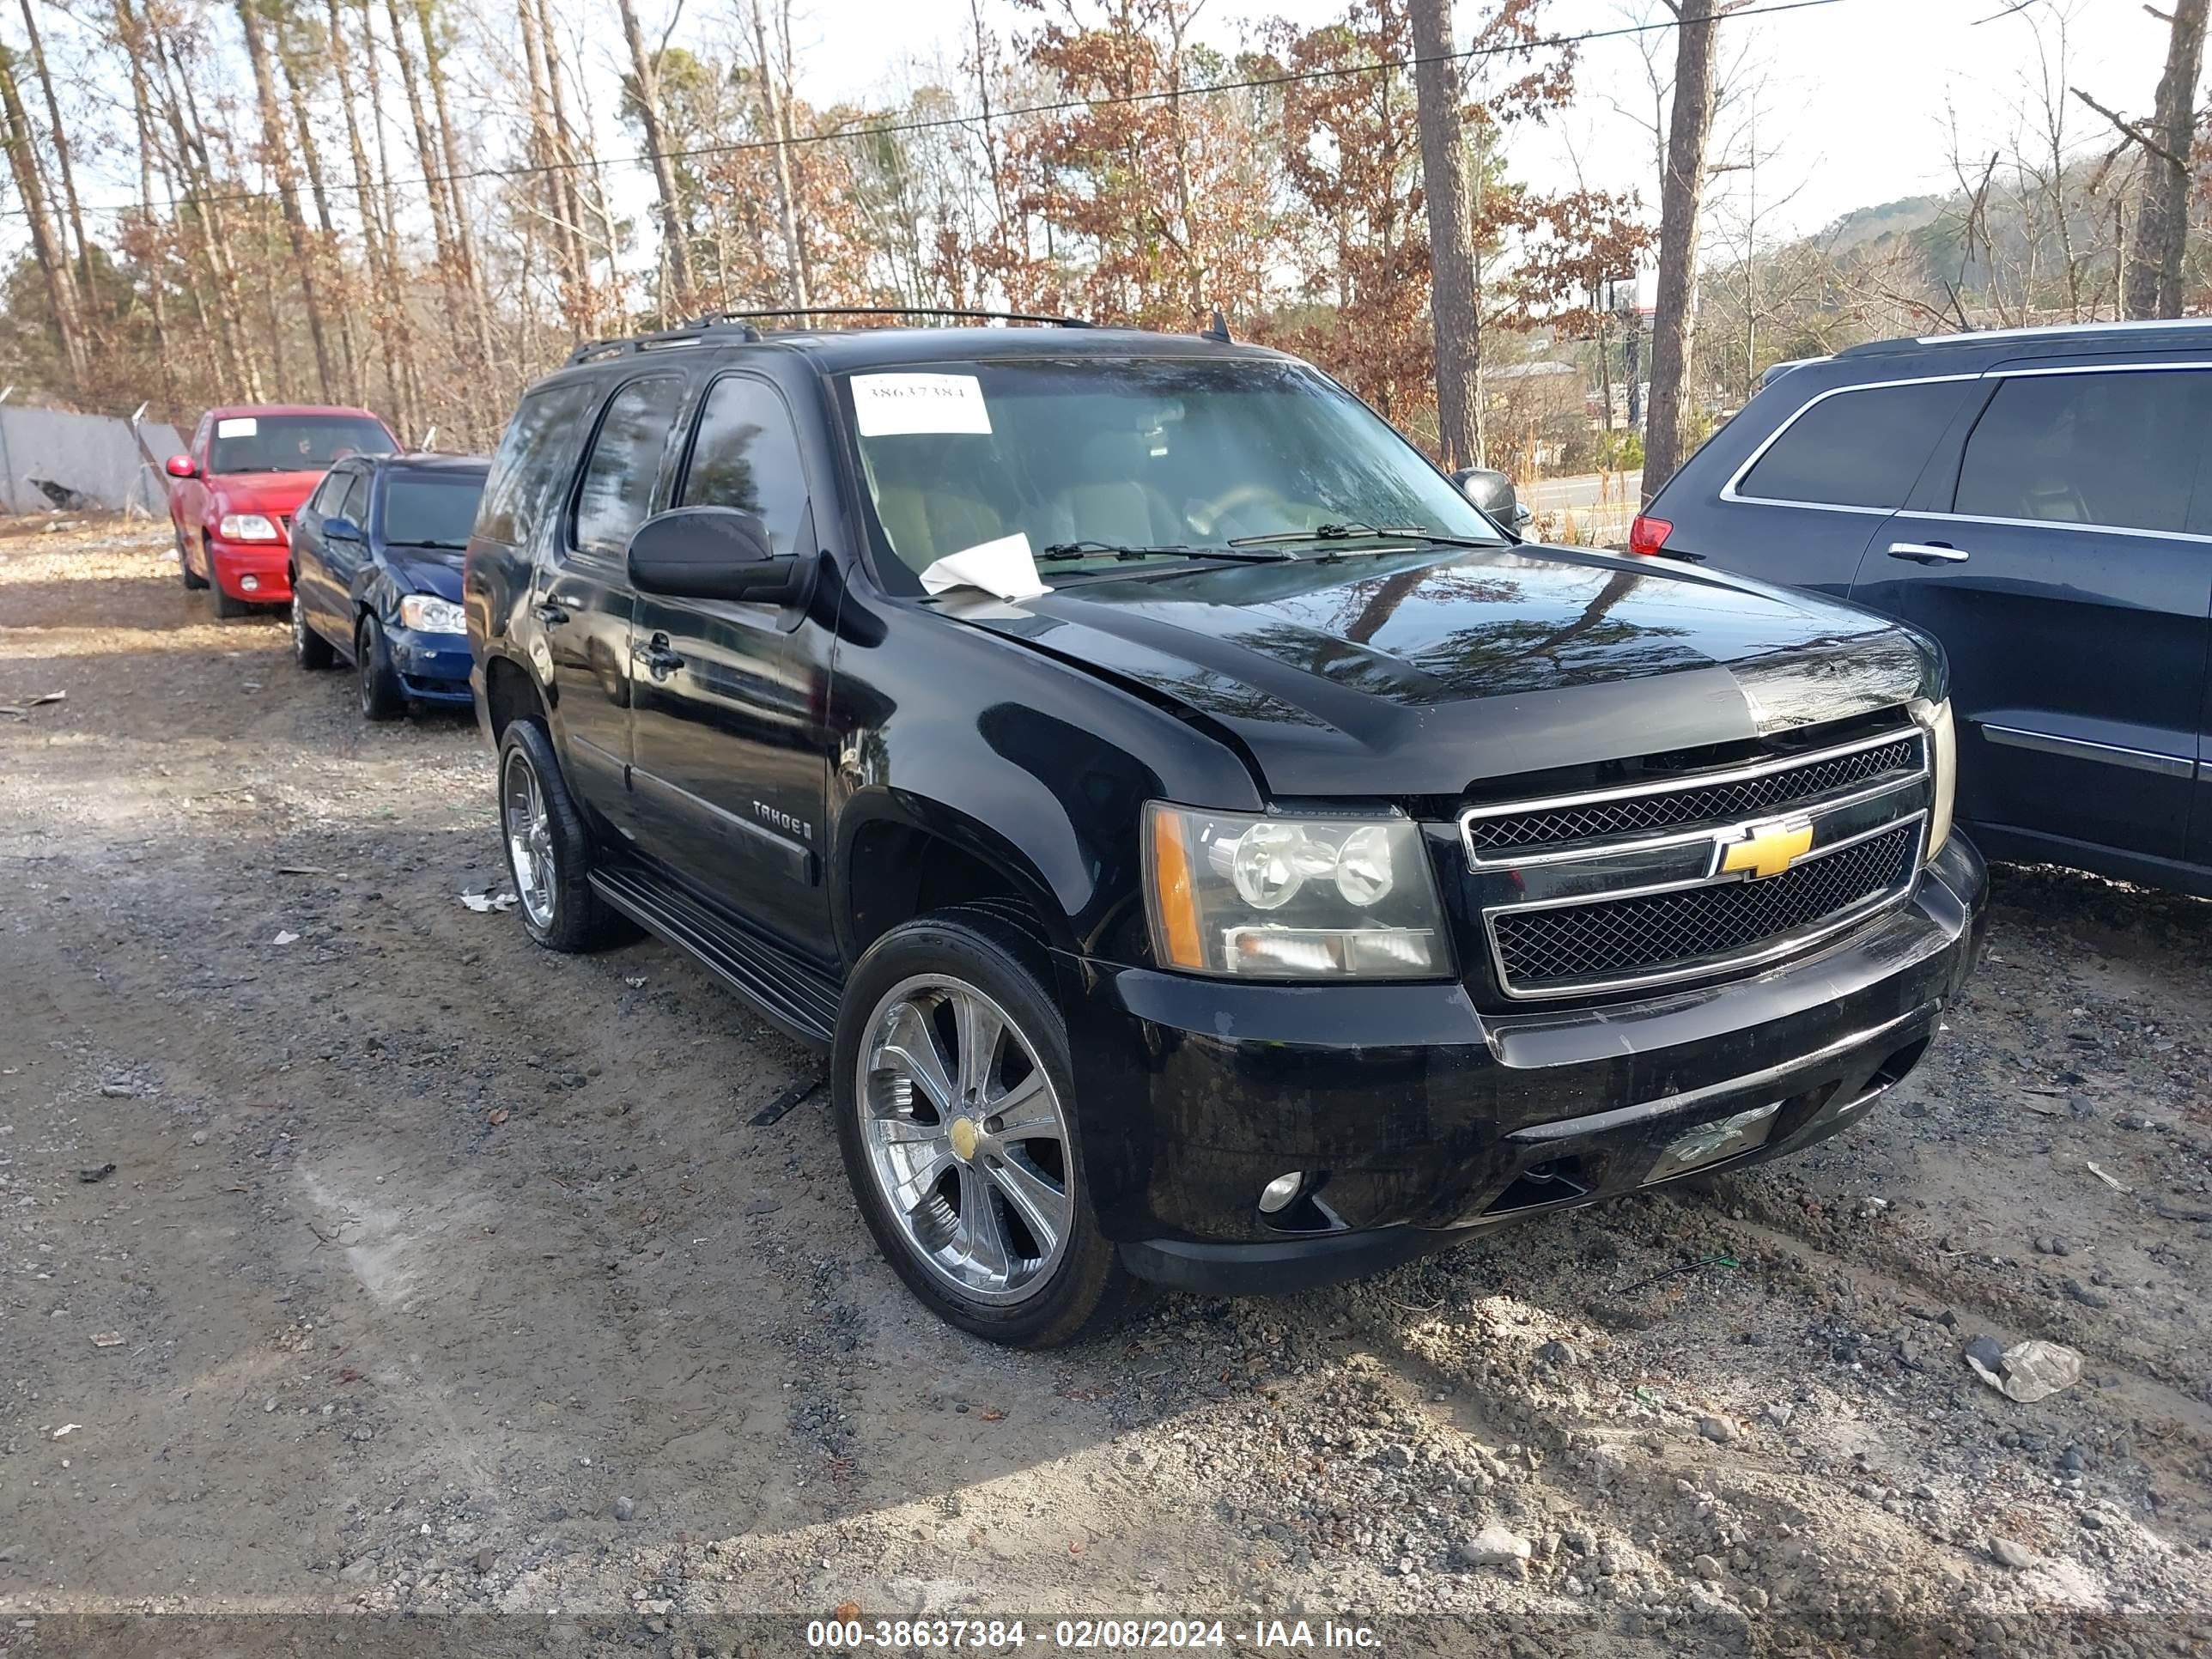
852,372,993,436
216,416,258,438
918,532,1051,601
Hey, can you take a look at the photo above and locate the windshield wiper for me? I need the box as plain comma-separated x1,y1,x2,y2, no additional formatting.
1037,539,1294,564
1225,521,1503,552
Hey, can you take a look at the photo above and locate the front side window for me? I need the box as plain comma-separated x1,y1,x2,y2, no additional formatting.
1735,380,1973,508
306,468,350,516
573,377,686,557
837,357,1504,586
381,474,486,549
1954,369,2210,534
210,414,394,475
477,380,602,547
337,471,370,525
680,377,809,556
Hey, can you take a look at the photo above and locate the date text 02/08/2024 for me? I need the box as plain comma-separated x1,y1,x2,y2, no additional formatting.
804,1617,1383,1649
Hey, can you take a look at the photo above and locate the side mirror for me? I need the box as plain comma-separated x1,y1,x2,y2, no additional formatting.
165,454,197,479
627,506,798,603
1453,466,1533,530
325,515,363,541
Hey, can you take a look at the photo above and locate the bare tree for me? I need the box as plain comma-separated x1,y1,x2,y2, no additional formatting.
750,0,809,311
2075,0,2206,317
620,0,695,305
1411,0,1484,470
1643,0,1729,503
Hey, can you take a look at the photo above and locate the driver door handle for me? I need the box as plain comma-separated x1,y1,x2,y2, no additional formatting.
532,600,571,625
640,633,684,678
1888,541,1969,565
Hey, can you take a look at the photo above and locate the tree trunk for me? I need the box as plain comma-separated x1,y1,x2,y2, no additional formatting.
382,0,468,366
750,0,807,310
515,0,589,324
330,0,415,436
1410,0,1482,471
2124,0,2208,319
275,21,362,404
236,0,337,398
0,46,90,386
1643,0,1720,505
621,0,695,303
534,0,598,321
15,0,94,315
149,26,259,397
413,0,500,384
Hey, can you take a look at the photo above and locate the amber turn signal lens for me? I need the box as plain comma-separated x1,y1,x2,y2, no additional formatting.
1145,805,1206,970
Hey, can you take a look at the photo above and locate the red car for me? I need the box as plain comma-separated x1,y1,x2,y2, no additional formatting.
167,404,398,617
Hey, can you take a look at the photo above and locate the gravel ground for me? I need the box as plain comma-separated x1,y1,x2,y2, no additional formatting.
3,520,2209,1657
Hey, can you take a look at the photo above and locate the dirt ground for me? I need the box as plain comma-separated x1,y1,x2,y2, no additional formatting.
3,519,2209,1658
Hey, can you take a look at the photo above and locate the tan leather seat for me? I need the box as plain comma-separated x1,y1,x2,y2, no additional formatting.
1053,428,1176,548
867,441,1008,571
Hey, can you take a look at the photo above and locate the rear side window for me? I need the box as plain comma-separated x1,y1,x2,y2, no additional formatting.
477,380,600,546
1954,369,2210,534
680,377,809,556
573,376,687,557
1735,380,1971,508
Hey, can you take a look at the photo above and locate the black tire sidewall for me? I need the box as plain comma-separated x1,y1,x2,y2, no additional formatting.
292,586,333,669
357,615,404,719
496,718,616,953
832,913,1129,1348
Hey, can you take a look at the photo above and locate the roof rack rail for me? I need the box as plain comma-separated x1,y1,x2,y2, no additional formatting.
1838,315,2212,356
565,316,765,366
692,306,1092,330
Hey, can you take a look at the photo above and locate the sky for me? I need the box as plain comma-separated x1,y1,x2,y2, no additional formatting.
783,0,2168,247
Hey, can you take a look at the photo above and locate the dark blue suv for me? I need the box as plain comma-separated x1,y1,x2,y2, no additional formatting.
1638,320,2212,899
289,453,490,719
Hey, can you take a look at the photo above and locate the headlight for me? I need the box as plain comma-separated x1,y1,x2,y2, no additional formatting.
1911,697,1956,858
399,594,467,634
1143,803,1449,979
217,513,281,542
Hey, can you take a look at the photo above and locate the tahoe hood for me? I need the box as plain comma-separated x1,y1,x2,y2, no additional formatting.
949,545,1936,798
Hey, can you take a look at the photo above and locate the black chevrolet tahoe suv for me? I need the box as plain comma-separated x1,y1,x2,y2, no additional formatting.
465,312,1987,1347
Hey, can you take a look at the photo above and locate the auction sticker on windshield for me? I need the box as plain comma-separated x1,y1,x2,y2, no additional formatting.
216,416,258,438
852,372,992,436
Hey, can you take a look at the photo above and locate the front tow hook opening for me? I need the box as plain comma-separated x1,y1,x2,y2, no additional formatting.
1483,1155,1593,1217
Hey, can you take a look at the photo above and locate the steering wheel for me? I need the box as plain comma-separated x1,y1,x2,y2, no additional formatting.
1187,484,1330,540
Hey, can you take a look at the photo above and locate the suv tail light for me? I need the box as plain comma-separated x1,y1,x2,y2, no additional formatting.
1628,514,1672,556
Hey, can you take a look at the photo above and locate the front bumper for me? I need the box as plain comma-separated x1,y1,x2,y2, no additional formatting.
384,622,473,704
206,536,290,601
1064,835,1989,1295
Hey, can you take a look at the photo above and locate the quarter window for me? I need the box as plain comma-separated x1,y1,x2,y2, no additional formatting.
680,377,809,556
1954,369,2210,534
477,380,601,547
1736,380,1973,509
573,377,687,556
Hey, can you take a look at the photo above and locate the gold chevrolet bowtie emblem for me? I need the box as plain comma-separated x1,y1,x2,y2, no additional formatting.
1720,818,1814,880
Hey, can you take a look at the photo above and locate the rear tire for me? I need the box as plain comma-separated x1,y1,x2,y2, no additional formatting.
495,718,627,953
356,614,404,720
292,586,335,670
833,908,1143,1348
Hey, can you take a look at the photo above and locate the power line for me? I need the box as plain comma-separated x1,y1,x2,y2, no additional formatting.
20,0,1844,223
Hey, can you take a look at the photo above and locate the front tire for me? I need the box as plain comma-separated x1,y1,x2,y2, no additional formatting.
292,586,335,670
496,718,626,952
208,538,247,618
356,614,405,720
178,525,207,590
833,909,1141,1348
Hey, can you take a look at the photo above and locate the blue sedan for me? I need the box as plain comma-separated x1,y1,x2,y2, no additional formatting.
289,453,489,719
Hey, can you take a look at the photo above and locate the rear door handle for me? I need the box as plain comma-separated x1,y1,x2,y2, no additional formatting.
532,600,571,624
1887,541,1968,565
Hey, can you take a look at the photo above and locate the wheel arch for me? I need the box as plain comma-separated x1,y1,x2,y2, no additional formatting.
481,651,547,743
834,791,1089,967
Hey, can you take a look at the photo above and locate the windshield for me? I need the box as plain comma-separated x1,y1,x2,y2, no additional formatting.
839,357,1504,588
381,475,485,548
210,414,394,474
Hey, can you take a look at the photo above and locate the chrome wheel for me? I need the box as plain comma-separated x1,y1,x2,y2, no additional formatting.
501,749,556,929
858,974,1073,1306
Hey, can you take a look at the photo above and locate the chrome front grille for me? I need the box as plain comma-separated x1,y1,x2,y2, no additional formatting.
1462,737,1919,855
1462,724,1931,1000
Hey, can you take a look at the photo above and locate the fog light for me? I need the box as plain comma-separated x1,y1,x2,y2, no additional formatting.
1258,1170,1304,1213
240,574,260,592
